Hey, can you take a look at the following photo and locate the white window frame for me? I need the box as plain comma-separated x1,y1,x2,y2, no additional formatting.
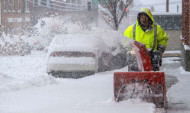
8,18,13,22
17,18,22,22
25,17,30,22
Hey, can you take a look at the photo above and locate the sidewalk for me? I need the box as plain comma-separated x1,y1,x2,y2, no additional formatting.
163,51,181,58
159,56,190,113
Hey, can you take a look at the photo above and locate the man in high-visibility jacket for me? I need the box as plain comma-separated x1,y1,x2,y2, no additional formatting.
123,8,168,71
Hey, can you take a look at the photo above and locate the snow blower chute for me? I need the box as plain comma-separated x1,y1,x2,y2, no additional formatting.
114,40,167,108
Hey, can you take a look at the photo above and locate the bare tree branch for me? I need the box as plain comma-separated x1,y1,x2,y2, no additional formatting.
118,0,133,25
102,16,115,28
99,0,133,30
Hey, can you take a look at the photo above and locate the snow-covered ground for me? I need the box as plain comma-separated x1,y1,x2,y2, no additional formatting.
161,58,190,112
0,51,190,113
0,51,155,113
0,0,187,113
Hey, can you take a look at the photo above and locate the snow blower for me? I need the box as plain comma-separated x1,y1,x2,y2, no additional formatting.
114,40,167,108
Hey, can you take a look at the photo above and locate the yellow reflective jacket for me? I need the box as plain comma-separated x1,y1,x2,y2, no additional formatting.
124,8,168,52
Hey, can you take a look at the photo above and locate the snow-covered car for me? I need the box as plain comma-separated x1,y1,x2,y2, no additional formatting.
46,34,113,78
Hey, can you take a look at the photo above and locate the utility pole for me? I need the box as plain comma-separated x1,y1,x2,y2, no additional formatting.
166,0,169,12
0,1,1,26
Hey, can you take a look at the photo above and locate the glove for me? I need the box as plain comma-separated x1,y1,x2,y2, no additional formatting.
152,51,162,67
157,45,166,54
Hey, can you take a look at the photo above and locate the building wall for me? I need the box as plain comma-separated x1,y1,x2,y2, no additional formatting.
181,0,190,71
31,0,88,12
30,0,97,27
182,0,190,45
0,0,32,34
165,30,181,51
0,0,95,34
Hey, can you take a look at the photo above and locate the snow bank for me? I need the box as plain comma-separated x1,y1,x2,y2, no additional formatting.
161,57,190,110
3,49,190,113
0,72,155,113
0,51,56,93
0,51,155,113
184,44,190,51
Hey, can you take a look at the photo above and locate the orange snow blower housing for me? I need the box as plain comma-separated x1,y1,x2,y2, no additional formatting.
114,40,167,108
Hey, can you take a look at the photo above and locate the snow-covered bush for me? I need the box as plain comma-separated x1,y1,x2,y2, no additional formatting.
0,33,31,56
29,15,89,50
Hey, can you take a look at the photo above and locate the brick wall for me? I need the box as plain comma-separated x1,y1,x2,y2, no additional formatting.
182,0,190,71
1,0,95,35
30,0,96,26
182,0,190,45
0,0,32,34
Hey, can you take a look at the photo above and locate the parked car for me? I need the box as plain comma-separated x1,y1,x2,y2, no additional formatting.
46,34,113,78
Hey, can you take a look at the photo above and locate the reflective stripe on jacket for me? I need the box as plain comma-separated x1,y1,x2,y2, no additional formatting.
123,8,168,51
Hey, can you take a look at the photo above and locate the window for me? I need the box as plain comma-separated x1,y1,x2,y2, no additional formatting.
41,0,47,6
78,0,81,5
87,1,91,11
8,0,11,12
17,0,21,12
153,15,182,30
8,18,13,22
71,0,75,8
75,0,78,4
62,1,66,9
3,0,7,12
49,0,54,8
34,0,38,6
67,0,72,5
49,0,54,3
12,0,15,12
71,0,75,4
25,0,30,12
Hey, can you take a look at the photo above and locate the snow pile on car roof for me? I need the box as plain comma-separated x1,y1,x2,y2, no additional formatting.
49,34,110,53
